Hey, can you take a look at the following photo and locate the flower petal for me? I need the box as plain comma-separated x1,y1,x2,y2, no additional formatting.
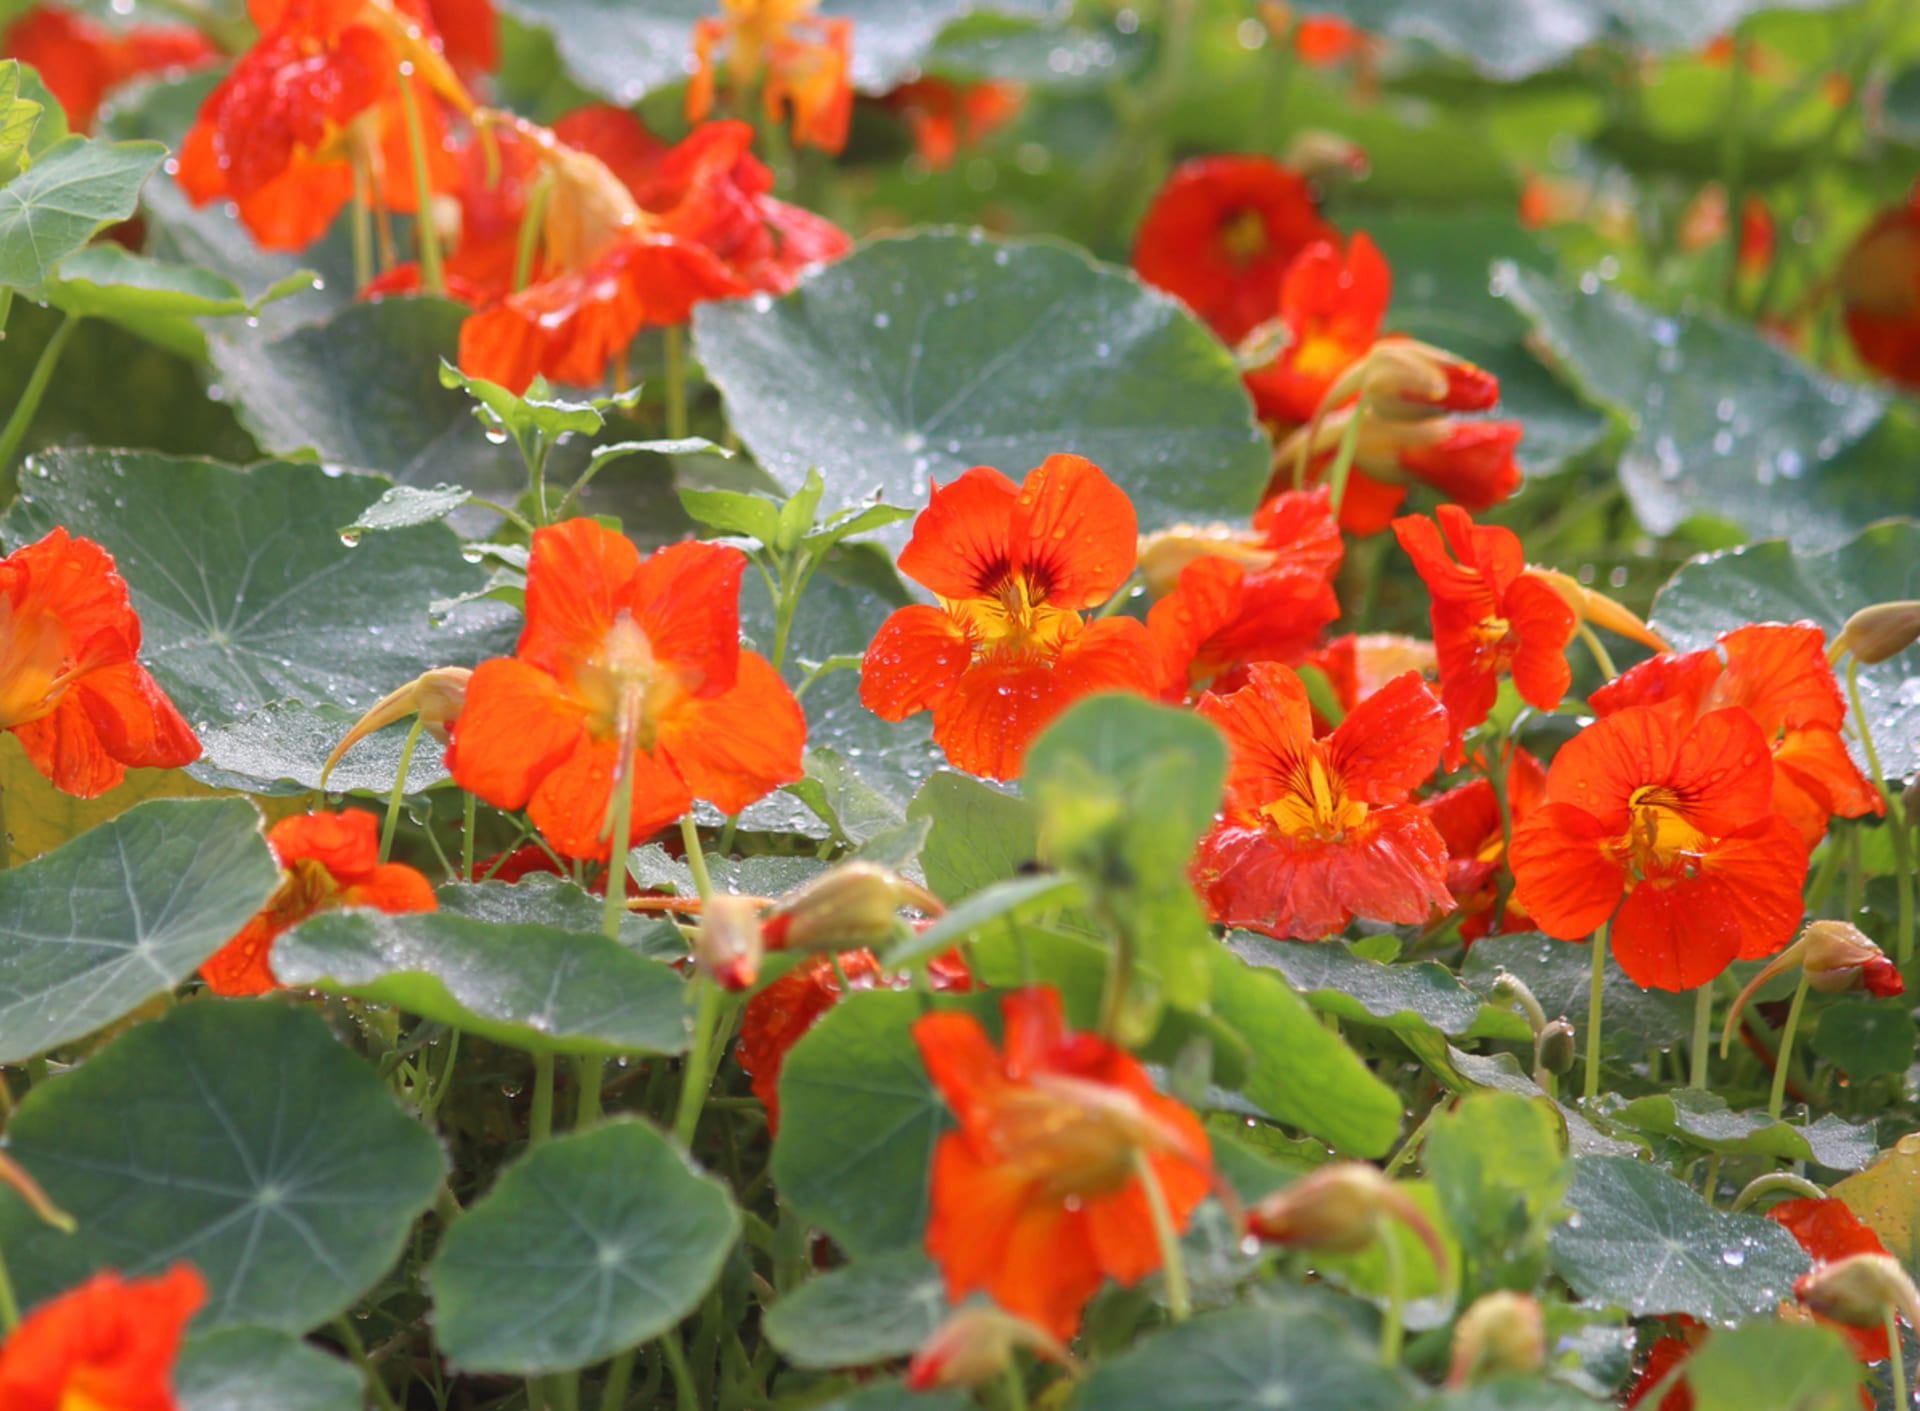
1509,802,1627,940
445,657,590,812
518,518,641,673
1008,454,1138,610
1327,670,1447,803
896,466,1020,601
860,604,972,720
656,650,804,815
629,539,747,697
527,733,692,862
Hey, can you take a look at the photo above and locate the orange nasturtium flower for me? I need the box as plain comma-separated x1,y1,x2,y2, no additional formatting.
200,810,436,995
881,78,1026,170
911,986,1215,1341
687,0,853,155
1840,188,1920,391
0,527,200,799
447,518,806,860
1391,505,1575,768
0,1264,204,1411
2,5,215,133
1509,702,1809,991
1420,746,1548,942
1243,231,1390,425
1132,154,1337,346
860,455,1161,781
1591,622,1884,845
1192,661,1453,939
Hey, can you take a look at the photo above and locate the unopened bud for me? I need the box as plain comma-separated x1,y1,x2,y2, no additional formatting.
695,893,764,990
1136,523,1275,599
1280,129,1368,184
1351,339,1500,422
1803,920,1904,997
1831,602,1920,666
1795,1252,1920,1331
761,862,944,953
1536,1018,1577,1075
906,1305,1078,1390
321,666,473,786
1245,1162,1447,1273
1445,1290,1545,1386
1528,567,1671,653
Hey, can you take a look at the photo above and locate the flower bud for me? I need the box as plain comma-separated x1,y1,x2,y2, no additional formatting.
906,1305,1077,1390
1795,1252,1920,1331
1528,567,1671,653
1536,1018,1577,1075
1802,920,1905,997
1445,1290,1545,1386
1831,601,1920,666
1280,129,1368,184
321,666,473,786
694,893,764,990
761,861,944,952
0,1151,74,1233
1356,338,1500,422
1137,523,1275,600
1245,1162,1447,1273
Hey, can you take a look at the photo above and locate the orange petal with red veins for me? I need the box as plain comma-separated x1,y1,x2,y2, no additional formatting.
1773,724,1883,843
1706,812,1810,961
267,809,381,878
1327,670,1447,803
1717,622,1845,733
12,697,126,799
517,518,642,672
1541,703,1687,833
930,655,1075,781
1197,661,1316,813
342,862,440,915
988,1185,1106,1342
1609,874,1745,991
656,651,804,815
1008,454,1138,609
526,733,692,862
860,605,972,720
630,540,747,697
199,910,288,996
1508,802,1628,940
913,1008,1012,1130
445,657,589,812
1589,647,1721,719
897,466,1021,601
1671,707,1778,835
1504,574,1575,712
68,660,201,772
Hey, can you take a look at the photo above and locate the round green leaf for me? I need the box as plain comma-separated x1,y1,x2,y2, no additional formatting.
176,1329,361,1411
694,230,1269,540
1615,1090,1878,1171
0,135,162,291
0,448,518,732
0,1000,446,1332
1072,1305,1410,1411
0,797,277,1064
1811,1000,1916,1082
271,910,690,1057
762,1250,950,1370
45,245,311,360
1546,1154,1810,1322
428,1119,739,1374
1650,520,1920,780
189,700,449,798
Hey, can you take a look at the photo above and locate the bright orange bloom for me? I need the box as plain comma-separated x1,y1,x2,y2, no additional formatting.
2,5,215,133
1840,190,1920,391
1591,622,1883,845
882,78,1025,170
175,0,467,251
1244,231,1389,425
1626,1323,1702,1411
687,0,852,155
0,1265,204,1411
1509,703,1808,991
199,810,435,995
860,455,1161,781
1392,505,1574,768
1133,154,1337,345
1147,554,1339,701
736,947,971,1134
1772,1198,1896,1362
425,0,495,79
1420,746,1547,941
447,518,805,860
1343,418,1524,536
912,986,1213,1341
0,527,200,799
1193,662,1452,939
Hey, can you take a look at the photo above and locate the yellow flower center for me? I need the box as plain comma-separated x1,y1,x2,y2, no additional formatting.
1220,208,1269,265
0,594,86,730
1291,329,1355,380
947,572,1082,662
1616,785,1708,880
1259,751,1370,841
984,1075,1167,1200
573,611,676,752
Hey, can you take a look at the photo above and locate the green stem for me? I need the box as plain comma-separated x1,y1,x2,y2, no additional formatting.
1323,409,1364,519
598,1349,636,1411
1133,1150,1190,1323
530,1052,555,1144
1730,1171,1827,1213
575,1056,604,1128
351,158,374,293
396,65,444,296
665,325,689,439
1576,621,1618,682
1890,1307,1908,1411
0,1243,19,1332
1002,1363,1031,1411
1585,924,1608,1102
1847,660,1887,785
0,312,79,479
661,1330,698,1411
1896,802,1917,969
1379,1223,1407,1367
1689,983,1713,1091
679,813,714,901
673,978,721,1149
602,760,634,941
336,1317,402,1411
513,171,555,293
1769,971,1811,1121
379,717,426,864
461,790,477,882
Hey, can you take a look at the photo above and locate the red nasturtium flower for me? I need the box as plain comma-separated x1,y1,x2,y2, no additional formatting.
1838,186,1920,392
2,5,215,133
1133,154,1337,345
687,0,853,155
1192,662,1453,939
1392,505,1575,768
0,1264,205,1411
860,454,1161,781
200,810,435,995
1591,622,1883,845
881,78,1025,170
447,518,806,861
1420,746,1548,941
1243,231,1390,425
0,527,200,799
1508,702,1809,991
1289,414,1523,537
912,986,1214,1340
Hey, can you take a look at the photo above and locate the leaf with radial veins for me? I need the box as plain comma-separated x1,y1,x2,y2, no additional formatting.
0,135,162,290
695,230,1270,545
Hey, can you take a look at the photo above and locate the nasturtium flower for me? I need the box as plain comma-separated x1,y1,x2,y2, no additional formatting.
1771,1198,1898,1362
1132,154,1336,345
175,0,469,251
0,527,200,799
881,78,1025,170
912,986,1214,1340
0,1265,204,1411
200,810,436,995
1304,631,1438,725
1147,553,1340,701
1839,186,1920,391
1591,622,1883,845
860,454,1161,781
1243,231,1389,425
1420,746,1547,942
1508,702,1809,991
1276,410,1524,537
447,518,805,860
1392,505,1575,768
2,4,215,133
687,0,853,155
1137,485,1344,601
1192,662,1452,939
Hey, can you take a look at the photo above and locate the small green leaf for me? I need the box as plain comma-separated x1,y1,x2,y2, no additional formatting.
0,1000,446,1332
0,798,278,1064
907,770,1039,902
437,358,606,460
762,1250,950,1370
176,1329,362,1411
342,483,473,535
892,871,1084,966
1811,1000,1916,1081
0,61,43,180
679,485,782,544
1547,1155,1810,1322
1683,1318,1865,1411
1616,1090,1879,1171
1425,1091,1568,1285
429,1120,739,1374
272,910,690,1057
43,245,314,358
0,136,162,291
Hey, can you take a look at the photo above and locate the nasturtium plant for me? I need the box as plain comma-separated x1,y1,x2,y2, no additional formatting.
8,1,1920,1408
